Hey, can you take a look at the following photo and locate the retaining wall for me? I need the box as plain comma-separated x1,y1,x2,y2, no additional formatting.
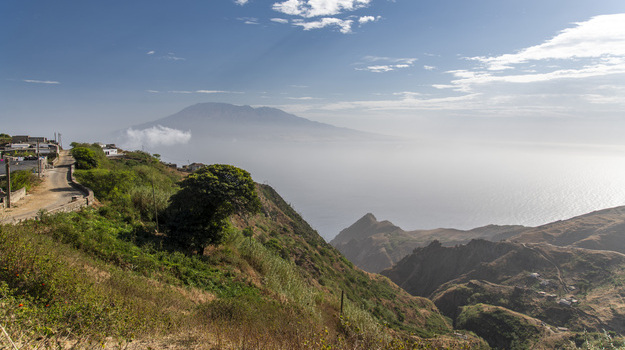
0,187,27,209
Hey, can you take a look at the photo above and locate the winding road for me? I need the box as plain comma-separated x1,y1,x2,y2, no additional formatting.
0,150,87,223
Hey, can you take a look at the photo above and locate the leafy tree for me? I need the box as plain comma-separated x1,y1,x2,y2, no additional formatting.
71,147,99,169
166,164,261,255
0,133,11,144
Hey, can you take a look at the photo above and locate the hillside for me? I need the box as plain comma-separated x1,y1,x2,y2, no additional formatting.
331,213,528,273
0,149,485,349
509,205,625,253
130,102,379,142
382,239,625,348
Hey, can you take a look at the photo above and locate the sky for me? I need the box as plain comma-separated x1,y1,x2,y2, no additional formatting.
2,0,625,145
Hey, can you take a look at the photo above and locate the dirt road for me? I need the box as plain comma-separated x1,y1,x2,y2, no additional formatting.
0,150,86,223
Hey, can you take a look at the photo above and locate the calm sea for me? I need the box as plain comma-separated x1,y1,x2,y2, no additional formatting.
155,139,625,241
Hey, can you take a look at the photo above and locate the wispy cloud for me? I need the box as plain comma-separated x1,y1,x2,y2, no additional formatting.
238,17,259,25
23,79,60,84
284,14,625,121
319,92,482,111
146,50,155,55
354,56,417,72
271,18,289,24
163,52,185,61
471,13,625,71
166,90,243,94
288,96,321,100
440,13,625,92
234,0,249,5
122,125,191,150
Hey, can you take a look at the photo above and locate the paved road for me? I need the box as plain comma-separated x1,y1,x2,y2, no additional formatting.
0,150,86,223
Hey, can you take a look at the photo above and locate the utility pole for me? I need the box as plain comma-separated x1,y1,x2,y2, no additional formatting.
152,179,159,232
37,140,41,178
5,160,11,208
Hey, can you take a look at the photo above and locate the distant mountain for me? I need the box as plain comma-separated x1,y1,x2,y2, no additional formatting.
330,213,528,273
131,102,380,142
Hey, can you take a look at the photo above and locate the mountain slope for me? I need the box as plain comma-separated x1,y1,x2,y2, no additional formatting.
2,150,486,348
331,213,529,273
381,238,625,347
509,205,625,253
131,102,377,142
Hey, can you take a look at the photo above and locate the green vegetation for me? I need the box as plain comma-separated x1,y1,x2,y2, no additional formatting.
1,146,483,348
166,164,261,255
71,142,106,170
456,304,543,350
0,169,40,193
73,148,181,225
0,133,11,144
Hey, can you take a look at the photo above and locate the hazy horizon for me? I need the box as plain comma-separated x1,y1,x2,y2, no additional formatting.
3,1,625,239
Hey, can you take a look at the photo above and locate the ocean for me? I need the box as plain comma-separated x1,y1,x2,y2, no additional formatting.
153,138,625,241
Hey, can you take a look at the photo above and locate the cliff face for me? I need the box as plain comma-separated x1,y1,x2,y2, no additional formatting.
331,214,528,273
330,213,409,273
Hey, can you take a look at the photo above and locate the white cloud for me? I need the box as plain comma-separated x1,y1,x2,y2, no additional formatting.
271,18,289,24
23,79,60,84
146,90,159,93
272,0,372,18
167,90,242,94
238,17,259,25
235,0,249,5
163,53,185,61
319,92,482,111
169,90,194,94
424,65,436,71
123,125,192,150
434,13,625,94
358,15,379,24
146,50,155,55
356,65,394,73
288,96,321,100
471,13,625,71
354,56,417,72
292,18,354,33
363,56,417,65
196,90,242,94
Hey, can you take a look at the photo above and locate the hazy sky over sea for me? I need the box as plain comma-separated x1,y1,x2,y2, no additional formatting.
3,1,625,239
3,1,625,145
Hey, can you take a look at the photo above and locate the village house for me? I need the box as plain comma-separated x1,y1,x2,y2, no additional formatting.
97,143,119,156
182,162,207,172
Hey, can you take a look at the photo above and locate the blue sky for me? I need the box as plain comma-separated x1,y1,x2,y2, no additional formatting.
2,0,625,145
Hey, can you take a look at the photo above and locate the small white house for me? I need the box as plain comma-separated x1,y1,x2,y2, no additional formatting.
103,148,118,156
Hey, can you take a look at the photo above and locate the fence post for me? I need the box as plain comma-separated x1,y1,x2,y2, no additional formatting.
340,290,344,315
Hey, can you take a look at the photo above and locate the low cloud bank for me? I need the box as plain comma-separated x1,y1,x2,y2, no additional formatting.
122,125,191,150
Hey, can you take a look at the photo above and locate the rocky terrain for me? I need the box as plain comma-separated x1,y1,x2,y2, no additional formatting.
382,238,625,348
331,213,528,272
